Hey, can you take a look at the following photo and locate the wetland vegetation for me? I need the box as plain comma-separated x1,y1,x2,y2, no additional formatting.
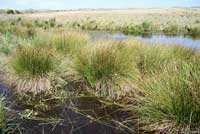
0,8,200,134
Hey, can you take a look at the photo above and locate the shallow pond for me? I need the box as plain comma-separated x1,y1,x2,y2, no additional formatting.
0,82,136,134
88,31,200,49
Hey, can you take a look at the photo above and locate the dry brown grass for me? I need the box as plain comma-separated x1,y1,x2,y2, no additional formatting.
1,8,200,26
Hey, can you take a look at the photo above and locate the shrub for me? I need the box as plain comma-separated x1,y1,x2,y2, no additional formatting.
15,10,21,14
49,18,56,27
6,9,14,14
51,31,89,56
138,61,200,132
75,41,139,99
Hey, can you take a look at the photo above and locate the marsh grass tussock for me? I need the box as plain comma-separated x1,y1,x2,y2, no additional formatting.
51,31,90,56
135,44,173,76
75,40,139,99
9,46,56,93
11,46,55,77
137,60,200,133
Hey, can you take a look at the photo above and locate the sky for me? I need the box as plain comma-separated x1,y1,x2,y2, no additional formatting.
0,0,200,10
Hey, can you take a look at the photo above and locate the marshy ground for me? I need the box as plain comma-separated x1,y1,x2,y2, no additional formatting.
0,8,200,134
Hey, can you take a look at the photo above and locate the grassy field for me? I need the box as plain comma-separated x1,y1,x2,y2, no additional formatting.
0,8,200,133
1,8,200,36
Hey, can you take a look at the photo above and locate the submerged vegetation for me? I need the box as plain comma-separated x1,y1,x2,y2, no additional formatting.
0,8,200,133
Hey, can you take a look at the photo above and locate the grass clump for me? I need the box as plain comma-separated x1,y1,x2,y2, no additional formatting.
136,44,172,76
10,46,56,93
138,61,200,132
11,46,55,77
51,31,89,56
75,41,139,99
122,23,144,35
135,44,197,77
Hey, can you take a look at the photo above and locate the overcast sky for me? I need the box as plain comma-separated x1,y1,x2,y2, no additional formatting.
0,0,199,10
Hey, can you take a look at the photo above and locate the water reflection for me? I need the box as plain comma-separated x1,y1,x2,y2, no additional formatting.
89,31,200,49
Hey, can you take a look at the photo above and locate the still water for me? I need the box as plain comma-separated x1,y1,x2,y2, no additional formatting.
89,31,200,49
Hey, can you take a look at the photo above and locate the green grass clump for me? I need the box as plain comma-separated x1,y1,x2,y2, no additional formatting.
11,46,55,77
0,33,15,55
75,41,139,99
138,61,200,132
136,44,172,76
122,23,144,35
135,44,197,77
51,31,89,56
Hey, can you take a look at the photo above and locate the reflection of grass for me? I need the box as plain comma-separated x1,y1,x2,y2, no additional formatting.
188,26,200,39
0,96,13,134
0,97,5,128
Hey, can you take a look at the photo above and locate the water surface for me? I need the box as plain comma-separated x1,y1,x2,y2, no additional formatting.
89,31,200,49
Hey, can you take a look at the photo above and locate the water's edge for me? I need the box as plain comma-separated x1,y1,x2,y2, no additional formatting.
88,31,200,49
